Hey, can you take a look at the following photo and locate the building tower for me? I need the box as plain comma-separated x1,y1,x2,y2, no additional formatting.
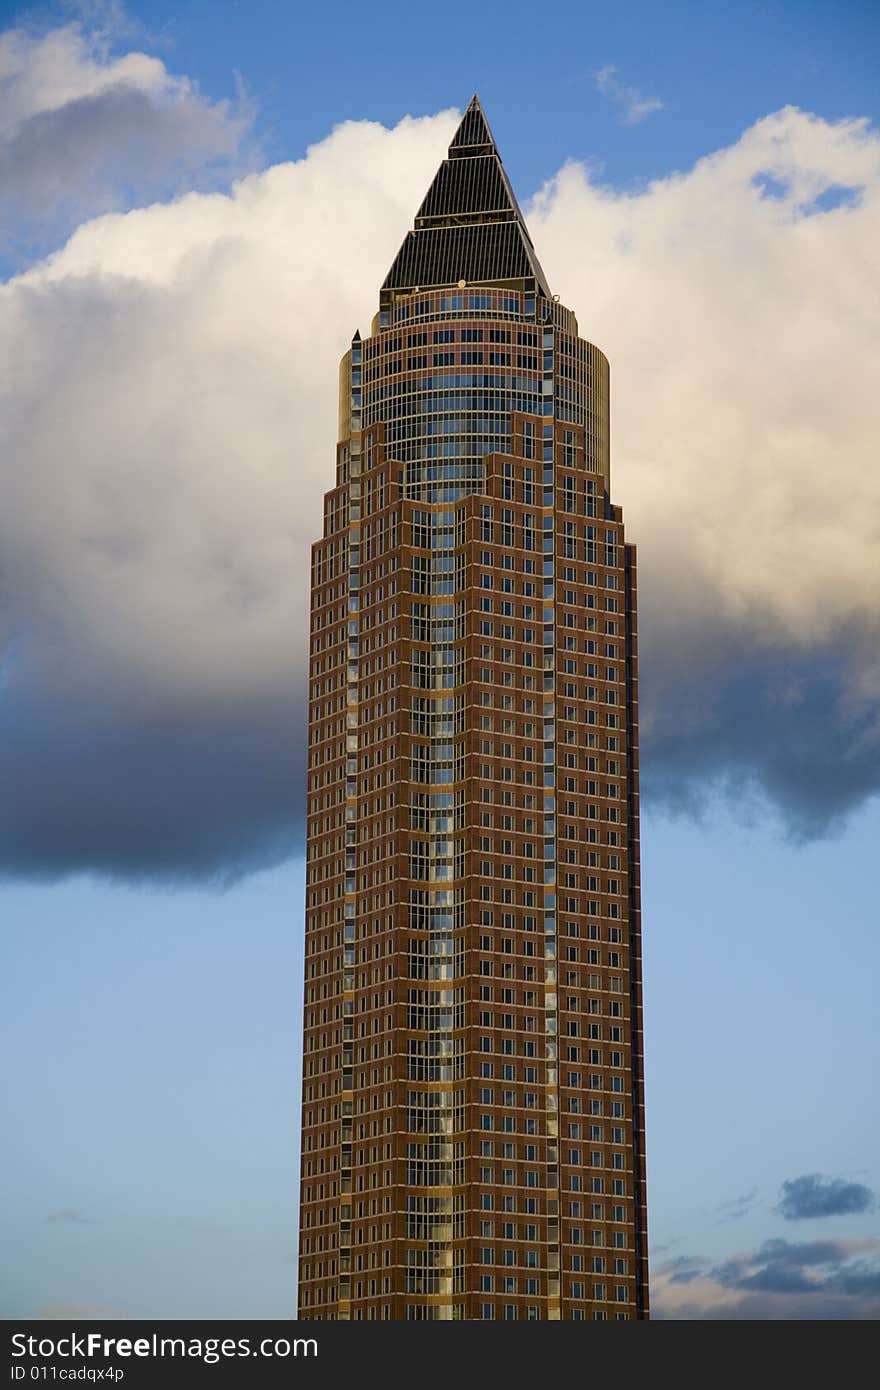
298,97,648,1321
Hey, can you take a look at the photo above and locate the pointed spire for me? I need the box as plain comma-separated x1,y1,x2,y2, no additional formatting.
381,97,551,299
449,94,495,154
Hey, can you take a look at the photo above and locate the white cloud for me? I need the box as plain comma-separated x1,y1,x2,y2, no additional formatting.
0,103,458,877
0,15,251,255
0,71,878,875
595,65,665,124
532,108,880,645
0,17,164,135
5,111,457,709
529,106,880,829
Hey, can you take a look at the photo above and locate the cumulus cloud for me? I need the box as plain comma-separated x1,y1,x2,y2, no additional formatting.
0,101,459,880
595,65,665,124
653,1238,880,1318
0,12,252,260
0,76,878,879
530,107,880,837
778,1174,875,1221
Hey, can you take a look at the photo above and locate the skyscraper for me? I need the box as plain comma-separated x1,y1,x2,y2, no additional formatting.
298,97,648,1321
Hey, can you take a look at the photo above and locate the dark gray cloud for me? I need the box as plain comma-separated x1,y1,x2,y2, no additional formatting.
659,1254,705,1284
777,1174,875,1222
0,82,252,254
0,684,307,884
1,81,879,883
714,1238,857,1294
716,1188,758,1223
654,1237,880,1318
640,628,880,841
0,101,451,886
0,17,253,267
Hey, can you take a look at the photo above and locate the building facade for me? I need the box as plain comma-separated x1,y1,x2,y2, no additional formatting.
298,97,648,1321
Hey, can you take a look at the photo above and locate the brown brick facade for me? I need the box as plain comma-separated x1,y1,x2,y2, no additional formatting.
297,98,648,1321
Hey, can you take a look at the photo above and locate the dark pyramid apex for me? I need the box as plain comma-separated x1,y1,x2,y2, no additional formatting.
382,98,551,299
449,94,495,155
415,154,511,222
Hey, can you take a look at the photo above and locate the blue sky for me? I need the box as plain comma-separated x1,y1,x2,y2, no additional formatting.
1,0,879,1319
102,0,880,192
